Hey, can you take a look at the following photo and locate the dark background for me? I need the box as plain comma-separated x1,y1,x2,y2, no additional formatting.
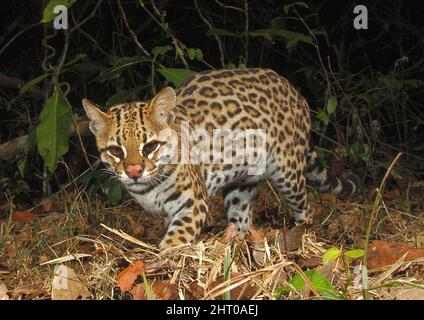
1,0,423,205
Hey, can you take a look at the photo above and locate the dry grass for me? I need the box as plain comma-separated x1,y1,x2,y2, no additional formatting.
0,181,423,300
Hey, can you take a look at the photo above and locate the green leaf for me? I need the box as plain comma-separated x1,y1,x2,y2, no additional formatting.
105,179,122,205
249,29,313,46
158,68,194,86
344,249,365,259
322,247,341,265
19,74,50,95
274,286,291,299
175,47,184,57
195,48,203,61
75,170,96,185
95,56,150,83
41,0,76,23
290,270,343,299
63,53,87,68
152,45,173,57
283,2,309,14
223,246,232,300
317,111,329,125
8,73,50,110
326,96,338,114
36,90,72,172
207,28,241,37
187,48,196,60
381,77,424,90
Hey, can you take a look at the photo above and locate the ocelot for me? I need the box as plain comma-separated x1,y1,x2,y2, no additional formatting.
82,68,359,249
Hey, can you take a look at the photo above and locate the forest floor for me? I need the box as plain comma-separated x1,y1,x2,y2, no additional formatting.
0,180,424,300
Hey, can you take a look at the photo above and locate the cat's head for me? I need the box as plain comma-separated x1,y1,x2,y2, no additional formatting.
82,87,177,186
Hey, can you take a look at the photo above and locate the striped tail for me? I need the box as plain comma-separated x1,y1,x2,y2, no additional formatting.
306,148,360,197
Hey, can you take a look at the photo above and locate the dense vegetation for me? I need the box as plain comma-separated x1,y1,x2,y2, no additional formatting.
1,0,423,205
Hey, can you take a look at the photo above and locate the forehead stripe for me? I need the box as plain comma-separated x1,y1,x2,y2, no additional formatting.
116,109,121,126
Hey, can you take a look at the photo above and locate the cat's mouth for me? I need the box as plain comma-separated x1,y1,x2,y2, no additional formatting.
122,167,162,185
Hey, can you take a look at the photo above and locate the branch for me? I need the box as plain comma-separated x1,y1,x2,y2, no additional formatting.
194,0,225,67
117,0,153,59
0,120,91,161
0,72,44,100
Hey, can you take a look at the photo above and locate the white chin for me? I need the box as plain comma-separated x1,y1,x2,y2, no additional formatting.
120,174,152,185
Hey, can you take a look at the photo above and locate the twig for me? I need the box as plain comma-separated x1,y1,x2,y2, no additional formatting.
70,0,104,33
150,0,189,68
214,0,245,13
362,152,403,300
117,0,152,59
0,72,44,100
194,0,225,67
243,0,249,65
0,23,40,56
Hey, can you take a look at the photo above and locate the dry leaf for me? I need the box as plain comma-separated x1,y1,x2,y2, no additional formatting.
40,197,53,212
125,213,145,236
247,227,264,243
116,260,146,292
222,223,239,243
115,260,179,300
127,280,179,300
279,225,307,252
367,240,424,270
392,287,424,300
302,256,321,268
11,211,37,223
383,189,402,201
209,273,259,300
0,282,9,300
51,265,91,300
252,243,266,266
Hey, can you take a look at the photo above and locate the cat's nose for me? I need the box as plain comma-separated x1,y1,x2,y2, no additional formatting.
125,164,142,179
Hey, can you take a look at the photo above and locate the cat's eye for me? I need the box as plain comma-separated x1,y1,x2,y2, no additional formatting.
107,145,124,159
142,141,161,157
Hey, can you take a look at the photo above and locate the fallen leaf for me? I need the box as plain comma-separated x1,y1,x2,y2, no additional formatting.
11,211,37,223
392,287,424,300
222,223,239,243
8,287,45,300
367,240,424,270
0,282,9,300
51,265,91,300
115,260,180,300
279,225,307,252
116,260,146,292
252,243,266,266
301,256,321,268
247,227,264,243
148,281,179,300
40,197,53,212
121,280,179,300
125,213,145,236
383,189,402,201
209,273,259,300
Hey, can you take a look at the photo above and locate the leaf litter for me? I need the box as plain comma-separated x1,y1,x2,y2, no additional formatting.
0,183,423,300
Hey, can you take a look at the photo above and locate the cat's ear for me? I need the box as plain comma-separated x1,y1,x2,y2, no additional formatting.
149,87,176,126
82,99,111,134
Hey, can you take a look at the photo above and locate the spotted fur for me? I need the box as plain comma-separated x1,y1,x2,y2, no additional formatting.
83,68,359,249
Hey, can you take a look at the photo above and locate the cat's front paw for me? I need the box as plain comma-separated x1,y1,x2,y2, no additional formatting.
158,232,194,250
